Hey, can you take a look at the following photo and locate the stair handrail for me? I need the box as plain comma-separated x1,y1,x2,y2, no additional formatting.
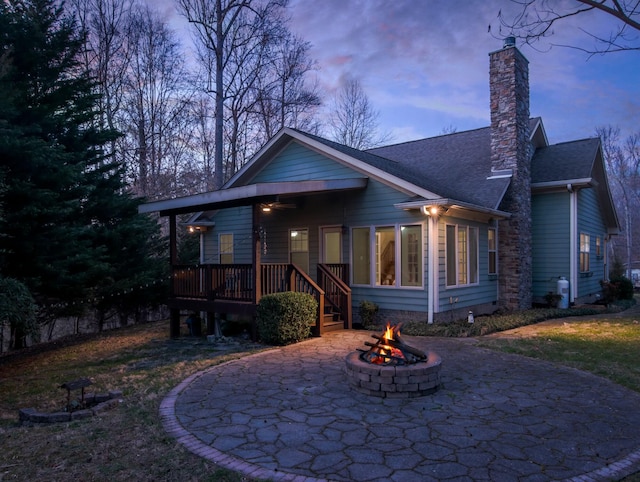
317,263,352,330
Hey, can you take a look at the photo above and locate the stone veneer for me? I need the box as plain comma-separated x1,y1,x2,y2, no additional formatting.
345,351,442,398
489,40,533,312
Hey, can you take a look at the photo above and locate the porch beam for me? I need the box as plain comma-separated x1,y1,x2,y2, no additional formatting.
139,178,368,216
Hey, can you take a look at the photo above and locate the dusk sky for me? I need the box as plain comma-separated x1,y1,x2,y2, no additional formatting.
163,0,640,146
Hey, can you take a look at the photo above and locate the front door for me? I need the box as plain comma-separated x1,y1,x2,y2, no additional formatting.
321,226,342,264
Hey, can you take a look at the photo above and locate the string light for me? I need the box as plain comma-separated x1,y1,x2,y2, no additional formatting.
46,276,171,309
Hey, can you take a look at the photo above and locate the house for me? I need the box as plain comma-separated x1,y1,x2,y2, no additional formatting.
140,38,619,337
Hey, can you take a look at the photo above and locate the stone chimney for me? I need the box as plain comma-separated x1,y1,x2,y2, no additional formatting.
489,37,532,311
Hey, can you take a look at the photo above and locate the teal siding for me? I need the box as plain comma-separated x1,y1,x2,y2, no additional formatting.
204,142,499,317
577,187,607,297
344,179,428,313
203,206,253,264
252,142,366,182
436,217,498,314
532,192,571,299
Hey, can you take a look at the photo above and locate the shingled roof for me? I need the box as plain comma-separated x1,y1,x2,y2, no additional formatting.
367,126,508,210
298,119,602,213
531,138,600,184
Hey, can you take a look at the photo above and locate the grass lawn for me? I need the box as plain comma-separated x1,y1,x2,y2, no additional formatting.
477,316,640,393
1,306,639,481
0,321,267,481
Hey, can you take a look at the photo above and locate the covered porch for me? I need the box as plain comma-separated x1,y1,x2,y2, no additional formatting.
139,179,367,338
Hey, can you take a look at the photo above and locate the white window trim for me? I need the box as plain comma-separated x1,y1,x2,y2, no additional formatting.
219,233,234,264
446,224,479,288
289,227,309,271
350,223,424,289
580,232,590,273
488,227,498,276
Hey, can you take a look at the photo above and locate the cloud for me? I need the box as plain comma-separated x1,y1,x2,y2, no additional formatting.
159,0,639,144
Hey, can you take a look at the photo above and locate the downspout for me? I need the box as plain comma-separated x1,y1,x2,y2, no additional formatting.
568,184,577,304
424,208,439,324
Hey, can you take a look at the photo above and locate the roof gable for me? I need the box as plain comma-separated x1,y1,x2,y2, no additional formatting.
531,138,600,185
531,138,618,231
229,127,442,201
250,141,366,183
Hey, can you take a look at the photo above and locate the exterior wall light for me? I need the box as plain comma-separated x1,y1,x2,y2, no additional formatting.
187,226,208,233
421,205,440,217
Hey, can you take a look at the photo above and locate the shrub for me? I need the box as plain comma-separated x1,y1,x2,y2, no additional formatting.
609,276,634,300
544,291,563,308
601,276,634,303
256,292,316,345
399,306,610,338
0,277,38,350
358,300,379,328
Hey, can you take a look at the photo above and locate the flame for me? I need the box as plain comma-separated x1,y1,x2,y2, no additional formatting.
377,324,404,361
384,323,394,341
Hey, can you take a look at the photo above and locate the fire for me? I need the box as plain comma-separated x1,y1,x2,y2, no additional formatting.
384,324,394,341
358,322,427,366
368,324,404,364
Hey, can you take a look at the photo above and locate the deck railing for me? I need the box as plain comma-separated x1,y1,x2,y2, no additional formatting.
170,263,326,301
170,263,351,334
318,264,351,328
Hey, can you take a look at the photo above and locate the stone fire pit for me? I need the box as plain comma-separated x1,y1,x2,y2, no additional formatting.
345,324,442,398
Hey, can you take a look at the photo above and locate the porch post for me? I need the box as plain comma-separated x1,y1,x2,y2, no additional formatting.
252,204,262,303
169,214,178,265
252,204,262,340
169,214,180,338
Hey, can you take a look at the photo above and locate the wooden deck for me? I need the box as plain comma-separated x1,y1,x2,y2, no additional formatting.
167,263,351,338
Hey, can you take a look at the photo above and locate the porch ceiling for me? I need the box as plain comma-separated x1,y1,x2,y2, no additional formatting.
138,178,368,216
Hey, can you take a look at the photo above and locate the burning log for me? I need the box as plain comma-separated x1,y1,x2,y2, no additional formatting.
358,323,428,366
371,335,427,360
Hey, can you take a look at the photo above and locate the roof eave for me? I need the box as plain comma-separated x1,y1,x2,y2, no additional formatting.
138,178,368,216
531,178,594,191
394,198,511,220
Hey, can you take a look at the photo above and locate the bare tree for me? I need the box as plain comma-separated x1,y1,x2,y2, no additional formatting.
69,0,133,152
597,125,640,278
186,94,216,193
327,78,391,150
439,124,458,135
254,33,321,140
495,0,640,55
120,5,194,199
177,0,288,189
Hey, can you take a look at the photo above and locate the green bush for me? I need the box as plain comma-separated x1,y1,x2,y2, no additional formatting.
256,292,316,345
609,276,634,300
399,306,612,338
0,277,39,350
358,300,379,328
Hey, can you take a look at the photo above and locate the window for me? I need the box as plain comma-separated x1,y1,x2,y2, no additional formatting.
580,233,590,272
446,224,479,287
290,228,309,273
352,224,422,287
219,233,233,264
376,227,395,285
488,228,497,275
596,236,601,258
401,225,422,286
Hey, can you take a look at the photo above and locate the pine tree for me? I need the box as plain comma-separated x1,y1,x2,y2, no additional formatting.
0,0,166,329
